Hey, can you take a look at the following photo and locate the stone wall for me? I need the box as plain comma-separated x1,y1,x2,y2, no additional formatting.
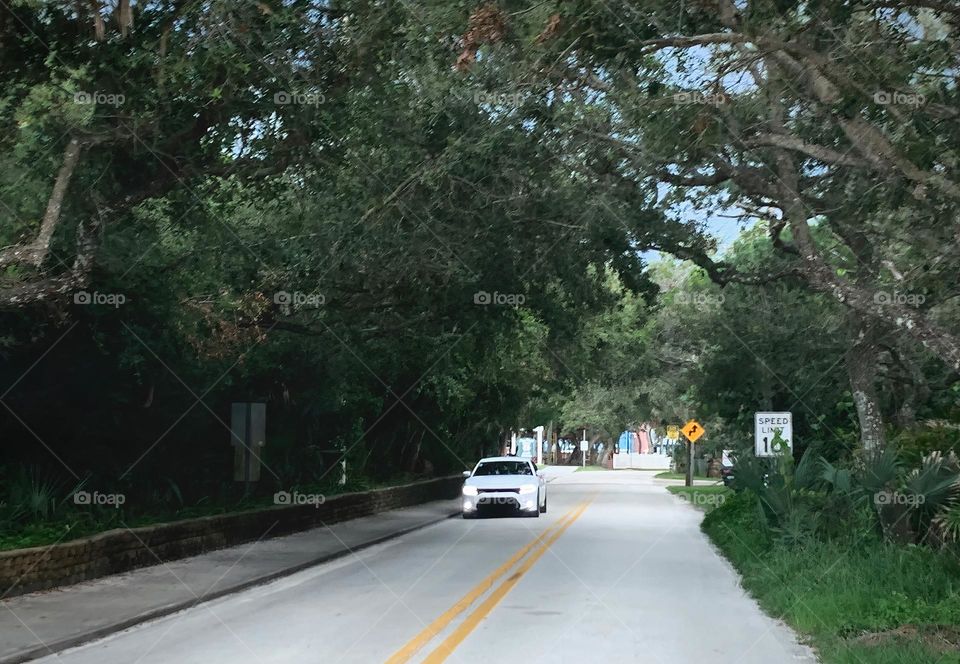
0,476,461,598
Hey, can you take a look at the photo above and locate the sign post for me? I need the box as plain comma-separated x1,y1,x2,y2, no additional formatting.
580,429,588,467
231,402,266,496
754,412,792,457
680,420,705,487
666,424,680,458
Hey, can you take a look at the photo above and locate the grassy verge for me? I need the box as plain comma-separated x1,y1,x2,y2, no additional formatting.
702,491,960,663
655,471,712,480
666,484,731,513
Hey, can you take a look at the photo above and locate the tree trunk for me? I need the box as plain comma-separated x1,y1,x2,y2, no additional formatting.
117,0,132,38
0,138,83,270
89,0,105,41
890,345,929,428
845,310,887,451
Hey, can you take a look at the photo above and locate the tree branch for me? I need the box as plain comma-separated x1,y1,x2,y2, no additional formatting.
0,215,101,309
745,133,874,168
0,138,83,269
645,238,800,285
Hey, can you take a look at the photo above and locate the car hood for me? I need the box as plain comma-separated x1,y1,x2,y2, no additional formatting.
465,476,537,489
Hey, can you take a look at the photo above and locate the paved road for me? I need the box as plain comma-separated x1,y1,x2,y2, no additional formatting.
35,471,816,663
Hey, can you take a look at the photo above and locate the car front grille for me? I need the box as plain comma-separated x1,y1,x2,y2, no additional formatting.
477,487,519,494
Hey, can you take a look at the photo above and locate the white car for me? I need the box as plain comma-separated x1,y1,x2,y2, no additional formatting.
461,456,547,518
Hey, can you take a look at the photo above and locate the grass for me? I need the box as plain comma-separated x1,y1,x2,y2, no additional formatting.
666,484,731,513
655,471,711,480
701,491,960,663
574,464,610,472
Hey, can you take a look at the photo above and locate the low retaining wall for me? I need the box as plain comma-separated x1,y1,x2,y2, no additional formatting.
611,453,672,470
0,475,462,598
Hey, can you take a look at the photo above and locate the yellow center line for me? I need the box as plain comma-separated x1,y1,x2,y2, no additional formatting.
385,504,581,664
420,499,593,664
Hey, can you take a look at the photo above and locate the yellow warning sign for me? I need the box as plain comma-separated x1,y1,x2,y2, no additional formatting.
681,420,705,443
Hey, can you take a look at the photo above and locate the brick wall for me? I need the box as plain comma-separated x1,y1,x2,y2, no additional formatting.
0,476,462,598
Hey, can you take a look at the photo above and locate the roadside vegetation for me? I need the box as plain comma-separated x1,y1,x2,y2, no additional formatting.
656,471,712,481
1,13,959,658
666,485,730,513
702,449,960,663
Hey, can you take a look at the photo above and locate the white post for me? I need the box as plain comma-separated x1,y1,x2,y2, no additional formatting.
510,431,517,456
534,426,544,466
581,429,587,467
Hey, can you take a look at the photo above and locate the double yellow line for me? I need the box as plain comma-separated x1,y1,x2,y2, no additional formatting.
387,500,591,664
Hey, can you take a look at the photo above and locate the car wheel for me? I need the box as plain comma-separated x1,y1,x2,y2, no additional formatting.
540,495,547,513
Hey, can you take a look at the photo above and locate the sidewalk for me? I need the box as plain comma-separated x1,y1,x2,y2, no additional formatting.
0,498,460,664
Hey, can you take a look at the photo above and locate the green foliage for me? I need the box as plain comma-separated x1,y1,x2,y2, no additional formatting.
0,0,958,578
704,491,960,664
933,503,960,544
726,436,960,562
666,484,730,513
892,427,960,467
0,467,78,524
857,447,903,498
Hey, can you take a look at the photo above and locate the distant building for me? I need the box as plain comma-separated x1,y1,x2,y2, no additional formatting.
515,436,537,458
616,430,640,453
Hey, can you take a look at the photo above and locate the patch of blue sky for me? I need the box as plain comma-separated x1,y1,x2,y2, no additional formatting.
637,45,760,263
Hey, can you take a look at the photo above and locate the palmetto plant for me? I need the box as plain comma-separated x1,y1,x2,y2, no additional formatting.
4,467,63,523
819,458,855,496
856,446,903,499
905,451,960,545
748,449,829,541
932,503,960,544
905,452,960,508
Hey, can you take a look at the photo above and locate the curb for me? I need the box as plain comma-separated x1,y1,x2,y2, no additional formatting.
2,509,459,664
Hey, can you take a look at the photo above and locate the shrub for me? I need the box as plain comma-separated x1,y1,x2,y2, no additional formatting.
891,426,960,467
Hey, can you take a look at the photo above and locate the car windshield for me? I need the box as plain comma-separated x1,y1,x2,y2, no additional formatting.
473,461,532,476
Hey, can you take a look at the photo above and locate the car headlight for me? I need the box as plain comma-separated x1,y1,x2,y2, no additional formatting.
518,484,537,495
462,485,478,496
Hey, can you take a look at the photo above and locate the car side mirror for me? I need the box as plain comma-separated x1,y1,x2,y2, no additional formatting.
537,471,544,479
462,470,471,478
